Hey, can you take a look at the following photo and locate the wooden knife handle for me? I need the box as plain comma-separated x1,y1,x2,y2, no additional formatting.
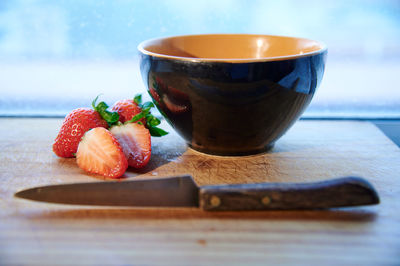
199,177,380,211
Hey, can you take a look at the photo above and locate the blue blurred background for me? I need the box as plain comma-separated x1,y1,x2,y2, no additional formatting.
0,0,399,117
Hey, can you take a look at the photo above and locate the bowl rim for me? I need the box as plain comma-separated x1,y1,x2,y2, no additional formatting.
137,33,327,63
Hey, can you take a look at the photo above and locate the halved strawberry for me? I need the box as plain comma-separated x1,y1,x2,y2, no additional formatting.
110,123,151,169
52,108,108,158
76,127,128,178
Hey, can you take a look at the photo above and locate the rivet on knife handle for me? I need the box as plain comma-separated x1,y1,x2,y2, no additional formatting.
199,177,380,211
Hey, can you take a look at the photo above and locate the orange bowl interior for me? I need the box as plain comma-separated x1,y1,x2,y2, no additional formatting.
139,34,326,62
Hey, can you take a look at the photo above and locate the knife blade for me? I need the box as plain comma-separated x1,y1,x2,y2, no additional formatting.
14,175,379,211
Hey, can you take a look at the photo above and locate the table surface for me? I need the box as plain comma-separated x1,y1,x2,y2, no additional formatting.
0,118,399,266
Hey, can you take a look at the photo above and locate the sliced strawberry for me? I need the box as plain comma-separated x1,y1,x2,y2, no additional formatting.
111,99,145,124
53,108,108,158
76,127,128,178
110,123,151,169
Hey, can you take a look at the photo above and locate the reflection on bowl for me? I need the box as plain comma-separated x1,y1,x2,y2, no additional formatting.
138,34,327,156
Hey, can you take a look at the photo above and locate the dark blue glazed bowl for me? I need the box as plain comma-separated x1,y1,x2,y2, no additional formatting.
138,34,327,156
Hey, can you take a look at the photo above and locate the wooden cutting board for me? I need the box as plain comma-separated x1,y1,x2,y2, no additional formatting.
0,118,399,265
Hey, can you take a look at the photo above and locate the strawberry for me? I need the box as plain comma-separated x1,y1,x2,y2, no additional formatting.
76,127,128,178
110,99,145,124
52,108,108,158
111,95,168,137
110,123,151,169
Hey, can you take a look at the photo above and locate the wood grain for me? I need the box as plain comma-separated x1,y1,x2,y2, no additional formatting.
0,118,399,265
199,177,380,211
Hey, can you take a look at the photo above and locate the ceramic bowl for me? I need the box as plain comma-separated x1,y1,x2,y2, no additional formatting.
138,34,327,156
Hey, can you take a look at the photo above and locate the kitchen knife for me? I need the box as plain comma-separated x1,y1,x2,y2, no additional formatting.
14,175,379,211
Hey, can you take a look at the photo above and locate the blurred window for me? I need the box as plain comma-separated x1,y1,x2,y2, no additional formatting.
0,0,399,118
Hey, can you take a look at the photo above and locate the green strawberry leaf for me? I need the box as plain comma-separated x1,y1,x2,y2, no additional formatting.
148,126,168,137
146,114,161,127
125,93,168,137
141,101,155,110
127,112,145,123
92,95,120,126
133,94,142,105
